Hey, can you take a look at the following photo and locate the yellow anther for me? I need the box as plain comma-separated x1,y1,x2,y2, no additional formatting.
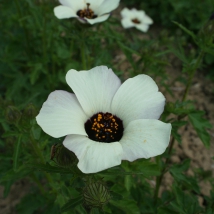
112,119,115,122
94,119,96,121
96,134,98,137
102,136,105,138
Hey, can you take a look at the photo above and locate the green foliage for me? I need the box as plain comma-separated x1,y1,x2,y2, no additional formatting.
61,195,83,213
188,111,212,148
0,0,213,213
123,0,213,32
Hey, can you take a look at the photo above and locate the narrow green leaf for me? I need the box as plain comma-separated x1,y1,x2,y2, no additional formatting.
188,111,212,148
118,42,141,56
131,159,161,177
0,167,33,182
27,162,72,174
2,131,19,138
110,199,140,214
171,121,188,144
3,180,13,198
31,124,41,140
13,134,22,172
124,175,132,192
61,195,83,213
172,21,196,39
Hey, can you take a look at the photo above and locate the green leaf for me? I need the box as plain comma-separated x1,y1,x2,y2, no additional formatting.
29,63,43,85
171,121,188,144
172,21,196,39
110,199,140,214
131,159,161,177
188,111,212,148
27,162,73,174
60,195,83,213
13,134,22,172
3,180,13,198
118,41,141,56
124,175,132,192
170,160,200,193
31,124,41,140
0,167,33,182
2,130,20,138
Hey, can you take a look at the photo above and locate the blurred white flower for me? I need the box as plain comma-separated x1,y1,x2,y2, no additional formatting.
54,0,120,25
121,8,153,32
36,66,171,174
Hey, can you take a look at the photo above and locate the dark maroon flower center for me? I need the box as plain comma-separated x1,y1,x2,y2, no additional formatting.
85,112,124,143
132,18,141,24
77,3,97,19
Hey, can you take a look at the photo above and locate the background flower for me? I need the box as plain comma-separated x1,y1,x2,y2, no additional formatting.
54,0,120,24
36,66,171,174
121,8,153,32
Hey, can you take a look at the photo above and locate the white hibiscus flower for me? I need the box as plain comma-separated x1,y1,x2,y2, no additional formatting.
36,66,171,174
54,0,120,25
121,8,153,32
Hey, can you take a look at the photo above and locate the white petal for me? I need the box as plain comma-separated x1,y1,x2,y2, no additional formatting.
142,15,153,24
66,66,121,117
121,8,132,18
59,0,84,12
97,0,120,15
131,8,140,13
86,14,110,24
111,75,165,127
36,90,87,138
121,18,135,29
86,0,105,10
54,5,77,19
136,24,149,32
120,119,171,161
135,10,145,19
63,135,123,173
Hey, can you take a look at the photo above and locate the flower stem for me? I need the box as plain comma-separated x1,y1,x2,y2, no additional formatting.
154,50,205,203
30,173,46,195
181,51,204,101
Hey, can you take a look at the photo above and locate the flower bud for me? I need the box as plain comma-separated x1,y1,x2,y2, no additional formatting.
23,103,37,120
83,181,111,209
5,106,21,124
51,144,77,168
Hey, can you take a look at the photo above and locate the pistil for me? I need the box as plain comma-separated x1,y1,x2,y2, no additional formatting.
77,3,97,19
85,112,124,143
132,18,141,24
